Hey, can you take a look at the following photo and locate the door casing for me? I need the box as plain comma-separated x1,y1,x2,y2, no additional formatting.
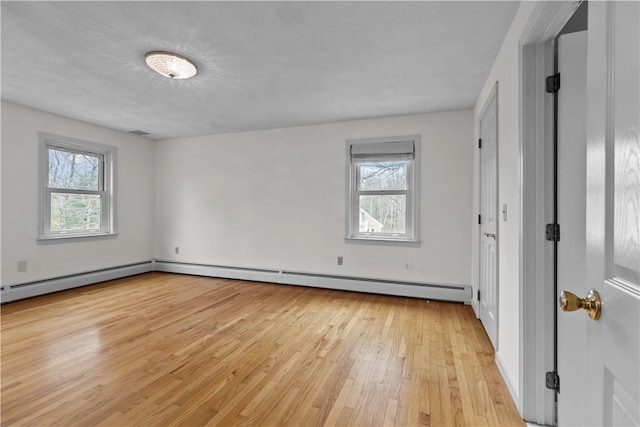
518,1,583,424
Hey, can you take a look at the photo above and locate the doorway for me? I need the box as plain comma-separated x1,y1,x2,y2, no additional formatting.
520,1,640,425
556,27,587,427
478,83,499,349
518,1,585,424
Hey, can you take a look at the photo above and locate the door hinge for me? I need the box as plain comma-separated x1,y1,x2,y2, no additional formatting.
546,223,560,242
478,214,481,225
546,371,560,392
479,138,482,149
477,289,481,301
546,73,561,93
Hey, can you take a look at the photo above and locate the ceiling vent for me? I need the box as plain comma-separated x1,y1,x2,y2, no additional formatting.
129,130,150,136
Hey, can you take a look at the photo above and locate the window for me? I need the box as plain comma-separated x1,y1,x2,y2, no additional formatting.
39,132,116,240
346,135,420,242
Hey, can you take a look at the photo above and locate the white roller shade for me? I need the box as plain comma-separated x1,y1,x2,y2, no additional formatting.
350,140,414,159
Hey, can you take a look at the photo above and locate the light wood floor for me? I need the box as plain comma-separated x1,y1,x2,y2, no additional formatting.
1,272,523,426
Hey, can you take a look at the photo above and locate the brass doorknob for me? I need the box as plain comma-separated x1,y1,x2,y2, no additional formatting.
559,289,601,320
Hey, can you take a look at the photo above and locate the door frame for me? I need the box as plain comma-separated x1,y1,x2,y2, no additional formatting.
478,82,499,350
518,1,582,424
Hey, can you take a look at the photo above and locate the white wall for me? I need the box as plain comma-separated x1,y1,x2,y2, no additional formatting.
1,102,155,285
472,1,538,403
155,110,473,286
0,104,473,289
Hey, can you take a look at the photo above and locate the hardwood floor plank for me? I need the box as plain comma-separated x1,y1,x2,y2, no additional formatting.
383,398,399,426
1,272,523,426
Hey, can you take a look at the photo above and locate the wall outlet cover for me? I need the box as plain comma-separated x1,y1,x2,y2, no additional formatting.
17,260,27,273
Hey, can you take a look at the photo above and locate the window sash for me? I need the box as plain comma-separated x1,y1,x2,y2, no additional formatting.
46,188,104,196
46,190,107,235
355,160,408,192
356,190,408,196
350,159,414,239
47,146,104,192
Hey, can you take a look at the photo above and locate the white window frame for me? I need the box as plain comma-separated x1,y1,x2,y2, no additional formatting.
346,135,420,243
38,132,117,241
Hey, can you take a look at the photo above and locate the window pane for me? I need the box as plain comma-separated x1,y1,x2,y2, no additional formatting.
358,161,407,191
50,193,102,231
359,195,406,233
48,149,101,190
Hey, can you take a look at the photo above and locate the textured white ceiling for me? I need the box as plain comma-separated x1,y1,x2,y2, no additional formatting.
1,1,519,140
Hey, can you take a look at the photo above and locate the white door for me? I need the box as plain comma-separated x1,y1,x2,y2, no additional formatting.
585,2,640,424
479,84,498,349
558,2,640,425
557,30,588,427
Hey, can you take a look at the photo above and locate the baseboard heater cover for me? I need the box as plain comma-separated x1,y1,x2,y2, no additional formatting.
154,261,281,284
154,261,471,303
2,261,471,304
1,261,153,303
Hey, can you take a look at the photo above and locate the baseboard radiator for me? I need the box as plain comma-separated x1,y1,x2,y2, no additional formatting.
0,261,154,303
154,261,472,303
1,260,471,304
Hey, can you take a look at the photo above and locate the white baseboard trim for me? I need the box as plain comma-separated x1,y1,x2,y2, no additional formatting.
154,261,472,303
470,294,480,318
496,350,521,414
0,261,153,303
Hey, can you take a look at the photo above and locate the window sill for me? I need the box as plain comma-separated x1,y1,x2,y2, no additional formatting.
37,233,118,245
345,236,421,247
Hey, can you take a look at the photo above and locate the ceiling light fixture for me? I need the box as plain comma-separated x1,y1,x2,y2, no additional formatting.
144,51,197,79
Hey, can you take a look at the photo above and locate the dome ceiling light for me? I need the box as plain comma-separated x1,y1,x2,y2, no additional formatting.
144,51,197,79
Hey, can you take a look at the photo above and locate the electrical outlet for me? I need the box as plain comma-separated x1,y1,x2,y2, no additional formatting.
175,247,180,254
337,256,343,266
17,260,27,273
